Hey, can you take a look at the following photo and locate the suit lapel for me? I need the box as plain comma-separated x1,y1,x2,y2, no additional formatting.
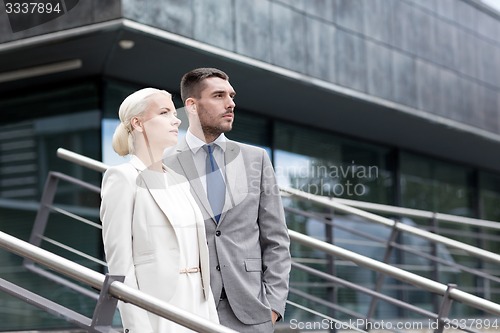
171,139,248,226
138,168,178,225
174,142,215,224
218,141,247,224
130,156,177,226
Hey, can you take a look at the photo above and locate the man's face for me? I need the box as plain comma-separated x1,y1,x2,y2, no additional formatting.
194,77,236,140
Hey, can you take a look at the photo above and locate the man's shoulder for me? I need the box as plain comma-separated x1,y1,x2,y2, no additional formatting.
163,141,189,160
227,139,265,155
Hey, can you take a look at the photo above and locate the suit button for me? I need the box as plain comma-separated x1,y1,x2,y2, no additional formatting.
216,265,220,271
215,230,221,236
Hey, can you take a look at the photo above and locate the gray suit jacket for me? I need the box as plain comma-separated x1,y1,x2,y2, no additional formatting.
165,138,291,325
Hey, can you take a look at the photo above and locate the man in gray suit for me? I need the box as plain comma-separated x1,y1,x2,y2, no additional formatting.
165,68,291,332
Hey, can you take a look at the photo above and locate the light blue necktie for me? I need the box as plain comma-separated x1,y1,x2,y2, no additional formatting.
203,144,225,222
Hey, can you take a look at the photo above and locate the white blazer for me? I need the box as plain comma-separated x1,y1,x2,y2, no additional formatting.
100,156,211,332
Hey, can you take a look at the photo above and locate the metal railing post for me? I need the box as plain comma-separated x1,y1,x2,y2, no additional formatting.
27,172,59,249
0,230,239,333
430,213,440,315
365,223,400,327
90,274,125,332
325,209,337,333
51,148,500,327
0,277,104,331
434,284,457,333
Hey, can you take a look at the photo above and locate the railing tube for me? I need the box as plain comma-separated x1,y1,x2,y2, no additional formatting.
0,231,237,333
108,282,233,333
282,187,500,265
57,148,107,173
1,230,104,289
288,230,500,317
55,148,500,318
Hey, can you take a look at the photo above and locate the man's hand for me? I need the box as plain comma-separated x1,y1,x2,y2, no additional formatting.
271,310,279,325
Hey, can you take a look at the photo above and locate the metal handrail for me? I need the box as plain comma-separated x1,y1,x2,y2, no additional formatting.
57,148,107,173
55,148,500,317
280,187,500,266
333,196,500,231
290,262,439,320
57,148,500,230
289,229,500,317
0,230,237,333
286,204,500,282
57,148,500,268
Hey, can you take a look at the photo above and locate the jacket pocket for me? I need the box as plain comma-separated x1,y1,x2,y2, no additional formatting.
134,252,155,266
244,258,262,272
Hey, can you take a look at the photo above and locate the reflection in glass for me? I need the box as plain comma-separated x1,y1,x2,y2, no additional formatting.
274,122,394,204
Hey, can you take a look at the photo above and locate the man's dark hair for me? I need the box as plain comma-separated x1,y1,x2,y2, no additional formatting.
180,67,229,103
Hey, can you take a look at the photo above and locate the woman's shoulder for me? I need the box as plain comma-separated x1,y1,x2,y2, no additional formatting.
103,162,138,182
105,162,136,173
100,162,140,199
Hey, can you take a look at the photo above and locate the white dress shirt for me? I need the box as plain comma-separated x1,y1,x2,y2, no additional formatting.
185,129,227,194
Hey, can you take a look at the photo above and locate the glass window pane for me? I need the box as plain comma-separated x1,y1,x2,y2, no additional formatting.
400,151,476,217
274,121,396,319
228,109,271,151
479,171,500,303
399,152,486,316
0,83,102,331
274,122,394,204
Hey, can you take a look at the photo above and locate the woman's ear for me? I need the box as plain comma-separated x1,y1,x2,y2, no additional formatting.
131,116,143,132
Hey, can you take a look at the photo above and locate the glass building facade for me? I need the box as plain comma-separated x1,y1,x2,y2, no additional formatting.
1,0,500,330
0,78,499,329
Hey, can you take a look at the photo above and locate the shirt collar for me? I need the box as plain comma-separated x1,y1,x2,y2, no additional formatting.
186,129,227,153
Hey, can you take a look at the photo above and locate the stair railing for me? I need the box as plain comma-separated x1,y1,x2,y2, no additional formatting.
0,230,237,333
53,148,500,332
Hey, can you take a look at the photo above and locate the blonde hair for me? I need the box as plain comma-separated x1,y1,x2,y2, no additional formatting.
112,88,171,156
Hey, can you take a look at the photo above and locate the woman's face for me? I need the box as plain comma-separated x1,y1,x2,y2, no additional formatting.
141,93,181,151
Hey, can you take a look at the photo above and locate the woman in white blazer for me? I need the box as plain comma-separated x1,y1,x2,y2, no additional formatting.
100,88,219,332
